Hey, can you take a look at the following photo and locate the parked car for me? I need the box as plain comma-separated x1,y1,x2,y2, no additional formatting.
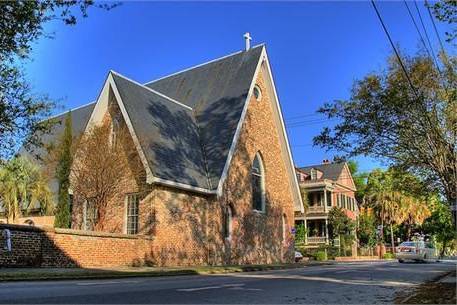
395,241,438,263
295,251,304,262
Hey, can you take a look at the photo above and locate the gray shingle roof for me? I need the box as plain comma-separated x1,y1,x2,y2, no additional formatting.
299,163,346,181
146,45,263,188
22,45,264,193
20,102,96,162
111,73,209,189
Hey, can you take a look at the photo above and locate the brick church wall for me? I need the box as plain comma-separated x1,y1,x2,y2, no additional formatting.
66,67,296,267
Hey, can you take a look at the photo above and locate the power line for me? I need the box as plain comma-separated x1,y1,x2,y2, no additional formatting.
424,0,446,57
413,0,441,72
403,0,434,60
286,118,339,128
370,0,420,98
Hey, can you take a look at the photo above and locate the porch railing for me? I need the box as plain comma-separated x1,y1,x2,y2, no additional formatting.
307,206,326,213
307,236,327,244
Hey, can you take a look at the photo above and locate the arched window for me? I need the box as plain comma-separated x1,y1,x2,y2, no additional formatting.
253,85,262,101
251,153,265,212
223,205,234,240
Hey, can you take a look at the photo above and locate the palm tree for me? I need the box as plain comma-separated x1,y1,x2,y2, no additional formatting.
402,196,431,239
0,157,53,223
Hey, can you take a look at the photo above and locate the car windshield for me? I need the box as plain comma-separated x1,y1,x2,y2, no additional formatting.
400,242,417,247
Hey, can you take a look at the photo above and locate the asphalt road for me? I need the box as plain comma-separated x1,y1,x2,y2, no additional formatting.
0,261,455,304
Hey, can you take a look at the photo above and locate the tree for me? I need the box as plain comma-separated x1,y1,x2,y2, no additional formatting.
0,1,117,159
347,160,367,203
357,210,377,248
428,0,457,43
328,207,355,255
70,124,144,231
365,168,431,247
54,112,73,228
0,157,52,223
422,199,457,257
314,52,456,208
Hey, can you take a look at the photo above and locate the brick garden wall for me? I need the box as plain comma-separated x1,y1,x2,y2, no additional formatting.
0,224,153,268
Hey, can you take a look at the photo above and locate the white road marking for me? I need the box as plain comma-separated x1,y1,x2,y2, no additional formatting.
177,285,223,292
76,280,139,286
177,283,246,292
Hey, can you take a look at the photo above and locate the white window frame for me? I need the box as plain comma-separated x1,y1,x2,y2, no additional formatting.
125,193,140,235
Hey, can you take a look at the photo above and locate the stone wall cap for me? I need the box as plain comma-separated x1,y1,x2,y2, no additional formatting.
0,224,153,240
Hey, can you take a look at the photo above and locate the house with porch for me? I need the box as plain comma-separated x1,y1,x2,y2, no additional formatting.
295,161,358,247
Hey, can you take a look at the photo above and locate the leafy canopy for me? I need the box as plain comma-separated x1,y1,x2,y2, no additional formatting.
314,52,456,205
0,1,117,159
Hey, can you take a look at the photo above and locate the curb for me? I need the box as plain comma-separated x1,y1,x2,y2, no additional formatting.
0,262,336,282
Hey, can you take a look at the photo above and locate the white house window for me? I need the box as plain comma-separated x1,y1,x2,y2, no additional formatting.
223,205,233,240
310,169,317,180
251,153,266,212
126,194,139,235
253,85,262,101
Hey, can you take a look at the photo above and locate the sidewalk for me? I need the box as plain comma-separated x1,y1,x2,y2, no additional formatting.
0,258,393,282
0,261,337,282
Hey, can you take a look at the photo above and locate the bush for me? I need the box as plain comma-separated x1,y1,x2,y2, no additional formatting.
315,250,327,261
383,252,395,259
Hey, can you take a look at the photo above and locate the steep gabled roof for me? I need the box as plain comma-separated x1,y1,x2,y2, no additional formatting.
20,102,96,162
21,44,302,211
299,163,346,181
111,73,210,189
146,45,264,188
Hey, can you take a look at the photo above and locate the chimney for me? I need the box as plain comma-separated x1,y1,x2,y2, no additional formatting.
243,32,252,51
322,159,330,164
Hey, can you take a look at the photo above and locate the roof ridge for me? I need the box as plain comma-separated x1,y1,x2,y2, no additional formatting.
110,70,193,111
144,44,265,86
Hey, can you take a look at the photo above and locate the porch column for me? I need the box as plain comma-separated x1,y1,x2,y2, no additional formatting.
324,189,328,213
304,219,308,245
325,218,329,244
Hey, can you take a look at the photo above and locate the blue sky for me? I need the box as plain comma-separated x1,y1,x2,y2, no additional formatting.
25,1,454,173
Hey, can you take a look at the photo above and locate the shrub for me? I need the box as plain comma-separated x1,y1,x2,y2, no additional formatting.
315,250,327,261
383,252,395,259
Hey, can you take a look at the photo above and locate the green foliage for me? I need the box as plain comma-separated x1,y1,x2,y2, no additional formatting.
422,201,457,256
364,167,431,242
328,207,355,237
0,157,52,222
294,222,307,245
358,212,377,247
0,1,117,158
315,250,327,261
383,252,395,259
314,51,457,207
347,160,367,203
428,0,457,43
54,112,73,228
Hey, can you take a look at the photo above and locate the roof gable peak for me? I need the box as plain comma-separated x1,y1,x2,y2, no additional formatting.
110,70,193,111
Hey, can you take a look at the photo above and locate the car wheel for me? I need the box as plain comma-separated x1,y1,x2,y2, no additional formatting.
398,259,404,263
